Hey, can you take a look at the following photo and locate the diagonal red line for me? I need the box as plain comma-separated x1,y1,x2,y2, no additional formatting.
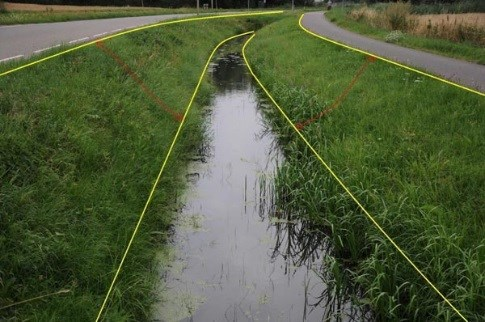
295,55,376,130
96,41,183,122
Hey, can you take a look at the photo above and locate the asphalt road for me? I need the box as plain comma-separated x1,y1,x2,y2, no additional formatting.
301,12,485,93
0,14,194,62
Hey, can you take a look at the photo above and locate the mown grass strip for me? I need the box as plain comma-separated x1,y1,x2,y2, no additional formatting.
0,10,283,78
299,14,484,97
95,30,254,322
242,32,468,322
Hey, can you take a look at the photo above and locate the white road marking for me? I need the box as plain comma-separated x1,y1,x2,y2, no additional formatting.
33,44,61,54
68,37,89,44
112,28,123,33
0,55,24,63
93,32,108,38
33,48,48,54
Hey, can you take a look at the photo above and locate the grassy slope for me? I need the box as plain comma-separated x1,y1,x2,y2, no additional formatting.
326,7,485,65
0,16,278,321
246,15,484,321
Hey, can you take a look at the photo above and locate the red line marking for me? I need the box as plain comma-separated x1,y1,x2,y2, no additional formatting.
96,41,183,122
295,55,376,130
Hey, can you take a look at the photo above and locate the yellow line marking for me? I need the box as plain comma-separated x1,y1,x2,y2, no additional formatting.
0,11,283,78
94,30,254,322
298,14,484,97
242,33,468,322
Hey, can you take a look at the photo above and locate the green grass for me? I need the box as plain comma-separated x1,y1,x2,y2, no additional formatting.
326,7,485,65
0,15,279,320
0,7,224,25
245,15,484,321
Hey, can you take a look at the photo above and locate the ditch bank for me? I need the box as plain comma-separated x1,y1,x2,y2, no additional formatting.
0,16,280,321
244,16,484,321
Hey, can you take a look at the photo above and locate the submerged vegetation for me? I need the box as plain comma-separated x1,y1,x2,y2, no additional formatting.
245,15,483,321
0,15,279,320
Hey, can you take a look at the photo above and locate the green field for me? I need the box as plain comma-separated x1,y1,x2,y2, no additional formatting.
0,7,211,25
245,15,483,321
0,15,279,320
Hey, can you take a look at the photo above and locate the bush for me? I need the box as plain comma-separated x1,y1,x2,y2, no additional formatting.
348,2,416,31
349,5,370,21
383,1,412,30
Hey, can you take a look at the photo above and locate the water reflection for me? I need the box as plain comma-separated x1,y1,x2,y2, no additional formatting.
262,201,371,321
211,53,249,92
154,47,369,321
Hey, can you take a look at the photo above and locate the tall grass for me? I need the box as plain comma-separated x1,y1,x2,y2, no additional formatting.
246,16,484,321
416,13,485,46
0,16,278,320
345,2,484,47
327,6,485,64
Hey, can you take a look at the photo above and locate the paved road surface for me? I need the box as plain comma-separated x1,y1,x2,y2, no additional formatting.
0,14,193,62
301,12,485,93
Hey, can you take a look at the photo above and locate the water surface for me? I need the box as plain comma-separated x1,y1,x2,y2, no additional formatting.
154,50,365,322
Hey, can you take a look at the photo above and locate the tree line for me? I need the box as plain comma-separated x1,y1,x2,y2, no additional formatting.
4,0,483,8
6,0,316,8
363,0,482,5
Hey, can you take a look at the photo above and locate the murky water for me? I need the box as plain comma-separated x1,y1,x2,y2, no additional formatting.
153,49,366,321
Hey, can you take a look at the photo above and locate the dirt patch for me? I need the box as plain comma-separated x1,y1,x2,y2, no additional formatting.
3,2,150,12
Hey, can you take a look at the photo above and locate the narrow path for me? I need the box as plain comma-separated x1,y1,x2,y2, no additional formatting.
301,12,485,93
0,14,194,62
